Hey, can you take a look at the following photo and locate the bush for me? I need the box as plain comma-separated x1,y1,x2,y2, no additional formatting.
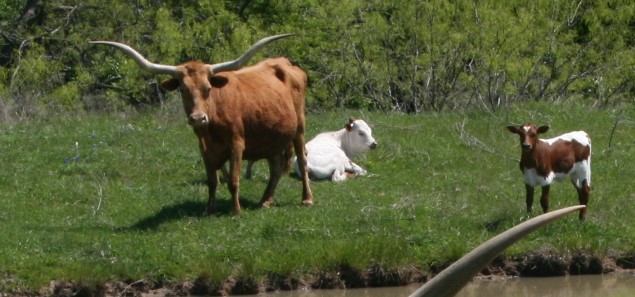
0,0,633,119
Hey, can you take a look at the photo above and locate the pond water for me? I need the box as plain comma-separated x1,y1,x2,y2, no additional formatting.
246,273,635,297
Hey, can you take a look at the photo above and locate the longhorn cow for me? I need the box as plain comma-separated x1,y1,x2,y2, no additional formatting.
91,34,314,215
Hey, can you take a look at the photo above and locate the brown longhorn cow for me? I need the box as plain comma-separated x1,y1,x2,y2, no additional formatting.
91,34,314,215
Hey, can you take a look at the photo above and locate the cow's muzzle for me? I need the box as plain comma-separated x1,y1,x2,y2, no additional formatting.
188,113,209,126
370,142,378,149
521,143,532,150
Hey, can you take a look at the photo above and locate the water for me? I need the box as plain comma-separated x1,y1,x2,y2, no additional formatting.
245,274,635,297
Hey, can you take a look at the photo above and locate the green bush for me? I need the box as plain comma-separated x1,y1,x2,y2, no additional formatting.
0,0,633,119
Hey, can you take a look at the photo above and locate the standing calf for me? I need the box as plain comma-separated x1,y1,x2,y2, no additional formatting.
507,123,591,220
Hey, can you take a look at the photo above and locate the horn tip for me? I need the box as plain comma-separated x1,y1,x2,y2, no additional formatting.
89,41,111,45
273,33,298,39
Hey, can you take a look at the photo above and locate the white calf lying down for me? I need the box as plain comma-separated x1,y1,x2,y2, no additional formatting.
294,118,377,181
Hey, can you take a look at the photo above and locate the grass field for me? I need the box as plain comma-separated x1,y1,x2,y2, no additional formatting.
1,101,634,294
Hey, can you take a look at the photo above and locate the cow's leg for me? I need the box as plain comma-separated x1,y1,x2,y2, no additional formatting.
260,155,284,208
204,160,219,216
574,179,590,220
525,184,534,214
332,167,349,182
540,185,550,213
198,135,219,216
345,160,367,176
281,143,294,174
219,165,230,183
228,143,244,215
293,136,314,206
245,160,254,179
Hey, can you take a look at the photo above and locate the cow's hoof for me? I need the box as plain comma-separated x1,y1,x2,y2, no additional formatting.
301,200,314,207
260,201,273,208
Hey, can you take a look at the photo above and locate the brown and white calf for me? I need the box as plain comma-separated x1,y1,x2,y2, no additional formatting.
507,123,591,220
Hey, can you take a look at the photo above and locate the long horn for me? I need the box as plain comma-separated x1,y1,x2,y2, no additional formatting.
409,205,586,297
89,41,179,76
207,33,296,73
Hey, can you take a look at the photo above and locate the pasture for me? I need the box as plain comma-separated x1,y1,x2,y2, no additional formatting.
0,101,633,294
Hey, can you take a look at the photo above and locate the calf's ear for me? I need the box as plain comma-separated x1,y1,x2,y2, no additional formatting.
506,125,519,134
161,78,180,91
537,126,550,134
345,118,355,131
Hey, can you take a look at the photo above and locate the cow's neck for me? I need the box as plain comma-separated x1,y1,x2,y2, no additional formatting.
336,128,357,159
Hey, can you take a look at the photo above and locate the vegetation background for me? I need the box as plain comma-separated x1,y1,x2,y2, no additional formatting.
1,0,634,295
0,0,634,119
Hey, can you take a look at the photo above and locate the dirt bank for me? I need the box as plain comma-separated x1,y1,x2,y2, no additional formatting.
27,251,635,297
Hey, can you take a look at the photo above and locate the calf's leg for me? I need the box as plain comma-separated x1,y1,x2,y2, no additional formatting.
345,160,367,176
575,179,590,220
332,167,349,182
525,184,534,214
540,185,550,213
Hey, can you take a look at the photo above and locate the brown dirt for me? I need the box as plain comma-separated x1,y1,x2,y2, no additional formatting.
16,251,635,297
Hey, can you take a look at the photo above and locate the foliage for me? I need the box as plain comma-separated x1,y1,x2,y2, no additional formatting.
0,102,634,293
0,0,633,120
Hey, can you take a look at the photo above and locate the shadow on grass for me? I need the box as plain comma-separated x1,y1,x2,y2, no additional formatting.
126,196,262,231
483,213,517,233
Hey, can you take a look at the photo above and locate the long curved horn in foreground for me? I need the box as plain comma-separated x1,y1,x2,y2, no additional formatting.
409,205,586,297
207,33,296,73
89,41,179,76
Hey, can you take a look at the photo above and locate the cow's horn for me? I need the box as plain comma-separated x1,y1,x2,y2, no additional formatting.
89,41,179,76
208,33,296,73
409,205,586,297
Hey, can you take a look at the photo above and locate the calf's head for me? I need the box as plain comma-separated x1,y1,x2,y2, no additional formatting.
90,34,295,127
345,118,378,153
506,123,549,151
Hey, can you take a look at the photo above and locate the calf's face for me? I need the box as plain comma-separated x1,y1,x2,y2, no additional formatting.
345,118,378,153
506,123,549,151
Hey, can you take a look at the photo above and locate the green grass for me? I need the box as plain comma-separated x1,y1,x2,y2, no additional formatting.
1,101,634,292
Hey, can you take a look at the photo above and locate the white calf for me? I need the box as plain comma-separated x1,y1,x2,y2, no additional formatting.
294,118,378,181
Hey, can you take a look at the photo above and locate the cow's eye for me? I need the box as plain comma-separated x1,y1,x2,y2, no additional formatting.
359,132,364,136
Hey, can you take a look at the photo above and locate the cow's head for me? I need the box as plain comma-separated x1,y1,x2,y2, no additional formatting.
506,123,549,151
345,118,378,153
90,34,295,127
158,61,228,127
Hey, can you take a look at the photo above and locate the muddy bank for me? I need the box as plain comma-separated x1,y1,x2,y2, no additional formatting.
28,251,635,297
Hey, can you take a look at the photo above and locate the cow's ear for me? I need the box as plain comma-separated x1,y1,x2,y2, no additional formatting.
209,74,229,88
506,125,519,134
345,118,355,131
537,125,550,134
161,78,180,91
